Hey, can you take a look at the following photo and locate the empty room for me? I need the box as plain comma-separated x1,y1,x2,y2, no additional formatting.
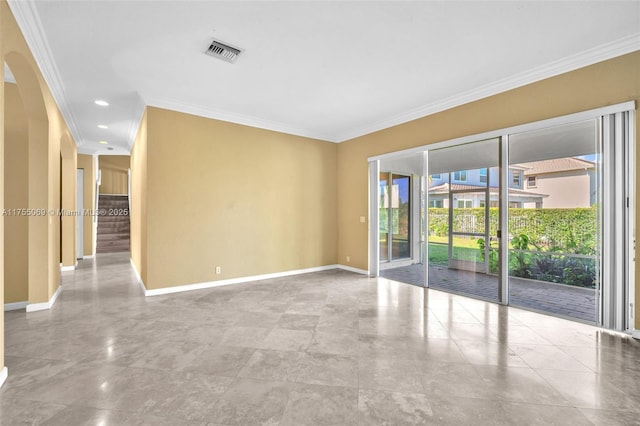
1,1,640,425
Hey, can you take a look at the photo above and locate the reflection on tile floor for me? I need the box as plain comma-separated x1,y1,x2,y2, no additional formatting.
2,252,639,425
381,263,597,323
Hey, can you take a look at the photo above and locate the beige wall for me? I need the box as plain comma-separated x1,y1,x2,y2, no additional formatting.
130,111,148,283
4,83,28,303
533,172,592,208
337,51,640,325
61,134,77,267
131,107,338,290
99,155,130,195
77,154,96,257
2,0,79,306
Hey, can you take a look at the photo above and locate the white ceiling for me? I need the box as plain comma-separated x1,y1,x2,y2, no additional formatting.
6,1,640,155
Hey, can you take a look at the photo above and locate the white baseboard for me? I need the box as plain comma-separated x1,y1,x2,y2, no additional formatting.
337,264,370,275
137,264,340,297
130,258,147,295
4,301,28,311
82,254,95,259
60,262,76,272
0,367,7,388
26,286,62,312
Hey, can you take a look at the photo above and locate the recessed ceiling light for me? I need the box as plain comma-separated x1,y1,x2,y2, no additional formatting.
99,140,109,145
94,100,109,106
97,124,108,129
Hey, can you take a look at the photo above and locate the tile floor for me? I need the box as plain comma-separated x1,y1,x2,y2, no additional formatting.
381,264,597,323
2,252,639,425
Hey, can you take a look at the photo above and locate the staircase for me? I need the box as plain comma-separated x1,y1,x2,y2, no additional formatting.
96,195,130,253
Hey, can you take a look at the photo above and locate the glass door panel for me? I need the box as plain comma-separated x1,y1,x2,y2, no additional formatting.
508,119,600,324
379,172,389,262
391,174,410,260
450,190,487,267
378,151,425,287
427,139,500,302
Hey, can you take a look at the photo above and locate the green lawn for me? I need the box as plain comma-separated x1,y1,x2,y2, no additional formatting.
428,235,480,248
428,242,483,265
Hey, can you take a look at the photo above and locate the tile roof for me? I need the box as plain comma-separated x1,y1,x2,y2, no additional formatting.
518,157,595,176
428,183,548,198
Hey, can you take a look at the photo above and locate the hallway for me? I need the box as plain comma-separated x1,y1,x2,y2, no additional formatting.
1,253,640,424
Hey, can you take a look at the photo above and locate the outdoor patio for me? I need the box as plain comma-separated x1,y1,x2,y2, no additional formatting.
380,263,597,323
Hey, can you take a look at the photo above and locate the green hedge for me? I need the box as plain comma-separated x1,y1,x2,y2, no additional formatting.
429,207,597,288
428,207,596,254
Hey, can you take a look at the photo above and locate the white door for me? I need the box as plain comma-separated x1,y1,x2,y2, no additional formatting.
77,169,84,259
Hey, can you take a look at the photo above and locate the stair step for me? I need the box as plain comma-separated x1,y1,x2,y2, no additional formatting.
97,195,131,254
96,245,130,252
98,232,129,241
98,228,130,233
98,217,129,223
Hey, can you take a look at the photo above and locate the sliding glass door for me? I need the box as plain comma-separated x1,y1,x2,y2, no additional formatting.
379,172,411,262
508,119,601,322
370,103,634,331
427,139,501,302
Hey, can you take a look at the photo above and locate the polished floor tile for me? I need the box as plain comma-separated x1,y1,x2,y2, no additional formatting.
281,383,358,426
358,388,433,425
2,252,640,424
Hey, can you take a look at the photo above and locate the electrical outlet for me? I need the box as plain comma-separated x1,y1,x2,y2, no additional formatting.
359,216,365,223
215,266,222,274
346,256,350,262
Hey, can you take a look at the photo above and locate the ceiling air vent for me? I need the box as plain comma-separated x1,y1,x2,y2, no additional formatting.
205,39,242,63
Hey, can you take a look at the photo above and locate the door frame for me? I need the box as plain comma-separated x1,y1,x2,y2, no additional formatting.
76,168,84,259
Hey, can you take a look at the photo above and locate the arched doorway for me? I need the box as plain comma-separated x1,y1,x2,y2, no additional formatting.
4,52,51,309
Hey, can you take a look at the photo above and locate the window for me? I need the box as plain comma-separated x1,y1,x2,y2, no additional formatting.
479,168,487,183
509,201,521,208
512,170,521,186
453,170,467,182
457,199,473,208
432,174,441,179
527,176,537,188
429,200,444,208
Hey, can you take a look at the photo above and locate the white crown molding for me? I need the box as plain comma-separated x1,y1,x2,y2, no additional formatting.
335,33,640,142
127,98,147,150
7,0,84,147
146,96,340,143
26,286,61,312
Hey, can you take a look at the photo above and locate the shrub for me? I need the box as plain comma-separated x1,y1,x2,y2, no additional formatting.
429,207,597,288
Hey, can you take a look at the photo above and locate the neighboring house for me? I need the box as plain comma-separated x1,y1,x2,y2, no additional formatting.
428,166,548,208
428,157,595,209
519,157,596,208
